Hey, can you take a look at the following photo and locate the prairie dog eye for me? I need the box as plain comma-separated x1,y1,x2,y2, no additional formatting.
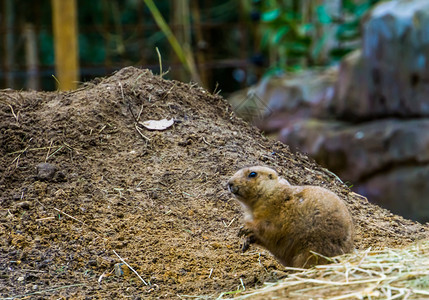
248,172,257,178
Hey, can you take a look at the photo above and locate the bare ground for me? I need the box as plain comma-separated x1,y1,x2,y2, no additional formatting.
1,67,428,299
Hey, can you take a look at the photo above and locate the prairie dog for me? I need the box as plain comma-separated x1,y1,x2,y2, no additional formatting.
228,166,354,268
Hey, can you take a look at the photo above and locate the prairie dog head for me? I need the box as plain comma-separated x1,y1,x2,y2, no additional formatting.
228,166,285,208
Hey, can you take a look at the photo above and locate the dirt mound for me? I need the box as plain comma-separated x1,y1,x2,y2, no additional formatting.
1,67,428,299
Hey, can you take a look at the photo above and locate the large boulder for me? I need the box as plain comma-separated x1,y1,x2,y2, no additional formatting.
228,69,337,132
280,119,429,182
356,165,429,222
332,0,429,119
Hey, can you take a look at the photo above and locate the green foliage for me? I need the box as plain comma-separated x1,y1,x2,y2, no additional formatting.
256,0,381,73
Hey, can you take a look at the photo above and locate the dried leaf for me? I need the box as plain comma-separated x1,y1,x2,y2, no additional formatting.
139,118,174,130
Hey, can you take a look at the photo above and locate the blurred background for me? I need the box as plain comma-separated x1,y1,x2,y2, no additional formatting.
3,0,429,223
0,0,375,93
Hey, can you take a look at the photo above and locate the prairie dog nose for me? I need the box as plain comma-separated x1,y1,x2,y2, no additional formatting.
228,182,239,194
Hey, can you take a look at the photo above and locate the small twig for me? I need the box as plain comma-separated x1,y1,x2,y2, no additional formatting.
137,102,145,122
202,137,213,146
136,95,152,123
8,145,61,155
213,82,221,95
208,268,214,279
113,250,149,285
98,270,111,284
357,247,372,267
182,191,194,198
98,125,107,133
350,191,368,201
11,145,30,168
326,290,372,300
156,47,163,77
257,253,269,274
131,73,145,96
289,274,387,286
126,95,139,123
45,140,54,162
63,142,73,151
162,83,176,100
135,124,151,141
223,218,235,228
282,266,307,272
51,74,62,91
322,167,344,184
8,104,19,122
309,250,335,263
36,217,55,221
53,208,84,225
47,145,64,160
5,283,85,299
113,187,124,197
240,278,246,291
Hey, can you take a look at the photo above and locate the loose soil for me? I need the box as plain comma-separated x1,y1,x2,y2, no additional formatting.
1,67,428,299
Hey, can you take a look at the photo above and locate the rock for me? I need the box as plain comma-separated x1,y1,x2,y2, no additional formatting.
17,201,31,210
332,0,429,119
330,50,367,120
36,163,65,182
114,263,130,277
355,166,429,223
280,119,429,182
36,163,58,181
228,68,337,131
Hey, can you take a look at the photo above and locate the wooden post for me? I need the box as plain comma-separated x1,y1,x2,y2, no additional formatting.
4,0,15,88
24,23,40,90
191,1,209,88
51,0,79,90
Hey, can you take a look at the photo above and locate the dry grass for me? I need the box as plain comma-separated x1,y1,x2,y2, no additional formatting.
233,239,429,299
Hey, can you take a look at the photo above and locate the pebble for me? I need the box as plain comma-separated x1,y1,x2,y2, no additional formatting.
17,201,30,210
36,163,58,181
114,263,130,276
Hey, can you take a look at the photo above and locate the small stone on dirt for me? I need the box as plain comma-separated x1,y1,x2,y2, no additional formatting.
36,163,58,181
17,201,30,210
87,259,97,266
114,263,130,276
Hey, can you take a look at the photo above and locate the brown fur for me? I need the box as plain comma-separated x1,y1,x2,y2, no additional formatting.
228,166,354,268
